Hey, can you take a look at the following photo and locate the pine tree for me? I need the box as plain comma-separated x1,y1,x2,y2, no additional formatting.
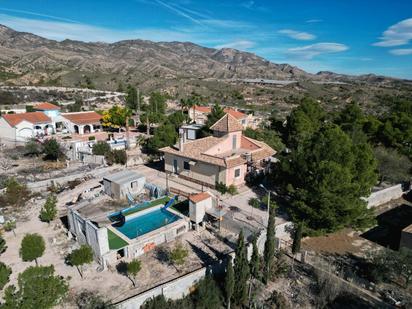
250,235,260,280
233,230,249,305
292,222,303,255
263,203,276,284
39,194,58,224
225,256,234,309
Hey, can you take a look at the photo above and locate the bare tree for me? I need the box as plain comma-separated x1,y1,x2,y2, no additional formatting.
0,158,11,173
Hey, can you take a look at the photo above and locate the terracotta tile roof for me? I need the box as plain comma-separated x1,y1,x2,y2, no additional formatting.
161,136,227,167
194,105,211,113
34,102,60,110
224,108,246,119
2,112,51,127
210,113,243,133
161,132,276,169
193,105,246,119
62,111,102,125
189,192,211,203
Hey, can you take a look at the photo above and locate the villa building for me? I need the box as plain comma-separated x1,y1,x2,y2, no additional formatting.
188,105,259,129
161,113,276,188
0,112,54,142
61,111,103,134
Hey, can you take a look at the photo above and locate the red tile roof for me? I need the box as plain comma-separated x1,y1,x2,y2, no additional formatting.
62,112,102,125
189,192,211,203
193,105,247,119
194,105,211,113
210,113,243,133
2,112,51,127
34,102,61,110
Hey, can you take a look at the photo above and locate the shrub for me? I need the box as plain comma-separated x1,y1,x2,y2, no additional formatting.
92,141,110,155
105,149,127,165
0,262,11,290
39,194,58,223
0,236,7,255
215,182,228,194
248,197,261,209
227,184,238,195
76,291,110,309
169,242,188,267
0,177,31,207
88,136,96,141
42,139,64,161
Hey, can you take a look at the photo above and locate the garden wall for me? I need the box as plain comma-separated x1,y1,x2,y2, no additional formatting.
366,183,410,208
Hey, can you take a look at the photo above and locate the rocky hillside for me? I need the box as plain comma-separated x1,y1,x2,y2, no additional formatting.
0,24,411,115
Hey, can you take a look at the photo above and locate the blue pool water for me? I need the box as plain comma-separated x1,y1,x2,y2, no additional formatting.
114,208,179,239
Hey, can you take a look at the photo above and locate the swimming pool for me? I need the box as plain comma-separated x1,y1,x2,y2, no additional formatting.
113,207,180,239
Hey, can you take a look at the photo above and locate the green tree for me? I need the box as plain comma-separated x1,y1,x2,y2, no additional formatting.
0,236,7,255
244,127,285,153
101,105,132,131
264,202,276,284
92,141,111,156
285,97,326,149
39,194,58,223
250,235,260,280
125,85,139,112
20,233,45,265
373,146,412,183
141,295,169,309
43,138,63,161
0,262,11,290
1,265,68,309
126,258,142,287
291,222,303,255
233,230,249,305
281,124,377,234
192,275,222,309
206,103,225,128
146,123,178,155
166,111,189,130
67,245,94,279
169,242,188,268
225,256,235,309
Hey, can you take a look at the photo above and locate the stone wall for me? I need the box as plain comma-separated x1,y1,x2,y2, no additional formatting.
366,183,409,208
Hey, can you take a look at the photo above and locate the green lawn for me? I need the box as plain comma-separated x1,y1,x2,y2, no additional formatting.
107,229,128,250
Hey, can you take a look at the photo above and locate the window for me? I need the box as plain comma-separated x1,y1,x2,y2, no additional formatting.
234,168,241,178
184,161,190,170
242,119,246,125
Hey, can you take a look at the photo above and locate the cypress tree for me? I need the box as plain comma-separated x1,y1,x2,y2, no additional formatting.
250,235,260,280
233,230,249,305
224,256,234,309
263,202,276,284
292,222,303,255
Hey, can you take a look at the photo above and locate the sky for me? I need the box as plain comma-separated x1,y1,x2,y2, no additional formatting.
0,0,411,79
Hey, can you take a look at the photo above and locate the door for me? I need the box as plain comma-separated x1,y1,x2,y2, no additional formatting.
173,159,178,174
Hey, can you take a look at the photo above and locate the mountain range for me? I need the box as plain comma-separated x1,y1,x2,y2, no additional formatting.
0,24,411,113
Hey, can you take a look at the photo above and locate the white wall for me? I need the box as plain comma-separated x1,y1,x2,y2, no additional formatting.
366,184,408,208
0,117,16,141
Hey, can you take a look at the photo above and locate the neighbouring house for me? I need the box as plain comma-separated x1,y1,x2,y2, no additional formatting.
188,105,258,129
161,113,276,189
400,224,412,250
0,112,54,142
103,170,146,200
61,111,103,134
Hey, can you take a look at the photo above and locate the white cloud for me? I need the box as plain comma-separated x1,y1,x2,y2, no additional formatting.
0,14,195,42
215,40,255,50
373,18,412,47
287,43,349,59
306,19,322,23
278,29,315,41
389,48,412,56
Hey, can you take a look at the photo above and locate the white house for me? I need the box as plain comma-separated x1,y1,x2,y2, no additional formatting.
61,111,103,135
0,112,54,142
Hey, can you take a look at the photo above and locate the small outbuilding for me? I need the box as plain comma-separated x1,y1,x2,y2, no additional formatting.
103,170,145,200
400,224,412,250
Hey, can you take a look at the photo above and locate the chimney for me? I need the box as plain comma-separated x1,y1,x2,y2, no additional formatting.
178,128,185,152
